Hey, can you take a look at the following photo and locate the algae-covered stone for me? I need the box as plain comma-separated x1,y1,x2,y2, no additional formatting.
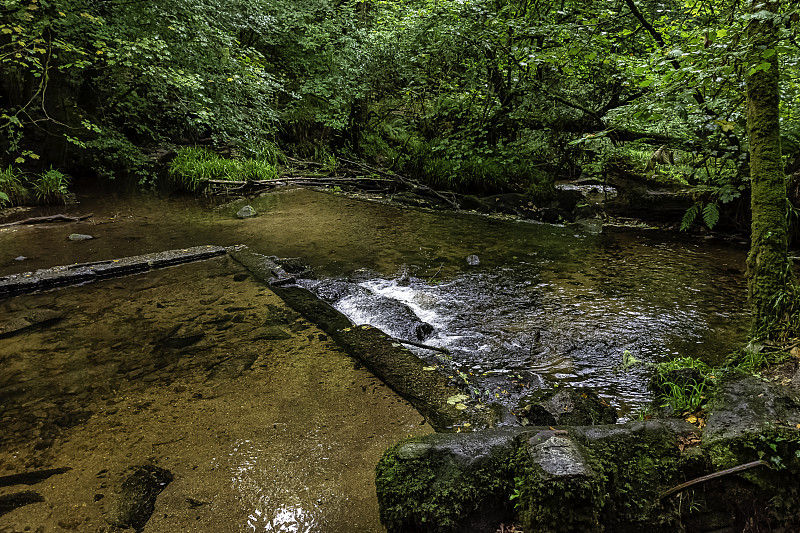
106,465,173,530
569,420,701,532
700,376,800,530
376,420,702,533
516,387,617,426
236,205,257,218
516,431,603,533
376,428,523,533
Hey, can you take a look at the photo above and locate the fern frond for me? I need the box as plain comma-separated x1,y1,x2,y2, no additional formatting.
702,203,720,229
680,203,700,231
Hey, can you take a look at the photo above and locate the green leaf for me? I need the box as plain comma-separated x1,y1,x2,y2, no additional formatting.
446,394,469,405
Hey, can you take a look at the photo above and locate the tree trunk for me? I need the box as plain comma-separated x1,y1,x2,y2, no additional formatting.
745,0,793,337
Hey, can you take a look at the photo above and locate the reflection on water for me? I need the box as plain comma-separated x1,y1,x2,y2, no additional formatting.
246,505,314,533
230,440,320,533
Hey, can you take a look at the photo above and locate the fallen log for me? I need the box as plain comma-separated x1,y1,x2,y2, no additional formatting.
0,213,93,227
202,160,460,208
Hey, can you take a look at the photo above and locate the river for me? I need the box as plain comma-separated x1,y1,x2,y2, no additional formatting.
0,186,750,531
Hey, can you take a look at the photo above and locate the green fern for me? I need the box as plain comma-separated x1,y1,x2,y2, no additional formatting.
680,203,700,230
681,202,720,230
702,203,720,229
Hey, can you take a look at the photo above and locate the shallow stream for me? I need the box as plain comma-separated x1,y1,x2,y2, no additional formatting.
0,187,752,531
1,188,750,417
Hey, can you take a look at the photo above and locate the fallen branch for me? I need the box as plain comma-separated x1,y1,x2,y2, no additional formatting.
389,336,451,354
0,213,93,227
659,460,769,500
204,159,461,209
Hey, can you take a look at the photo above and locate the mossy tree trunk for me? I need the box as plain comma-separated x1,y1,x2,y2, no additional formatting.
745,0,793,338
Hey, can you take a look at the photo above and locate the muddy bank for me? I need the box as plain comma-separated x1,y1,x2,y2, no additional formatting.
0,255,432,532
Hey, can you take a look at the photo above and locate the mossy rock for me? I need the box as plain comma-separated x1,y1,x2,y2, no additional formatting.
516,387,617,426
376,428,521,533
514,431,603,533
376,421,701,533
105,465,173,530
700,376,800,529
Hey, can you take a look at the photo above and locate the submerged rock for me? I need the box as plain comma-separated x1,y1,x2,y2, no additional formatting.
236,205,257,218
0,491,44,516
67,233,93,241
106,465,173,531
0,309,64,339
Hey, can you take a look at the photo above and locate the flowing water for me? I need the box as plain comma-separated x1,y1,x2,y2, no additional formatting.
0,187,750,530
1,188,750,414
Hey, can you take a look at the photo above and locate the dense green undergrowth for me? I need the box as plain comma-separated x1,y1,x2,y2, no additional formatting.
644,345,796,420
167,146,279,192
0,165,71,207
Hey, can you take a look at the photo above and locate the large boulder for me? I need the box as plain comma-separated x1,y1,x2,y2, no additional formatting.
376,420,701,533
697,375,800,531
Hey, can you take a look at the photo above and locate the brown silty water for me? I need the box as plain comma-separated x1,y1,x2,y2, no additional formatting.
0,253,431,532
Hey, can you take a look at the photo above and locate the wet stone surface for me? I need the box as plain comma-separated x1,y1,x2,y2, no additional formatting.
0,256,432,532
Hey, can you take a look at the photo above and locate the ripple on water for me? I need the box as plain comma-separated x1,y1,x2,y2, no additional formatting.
301,229,749,417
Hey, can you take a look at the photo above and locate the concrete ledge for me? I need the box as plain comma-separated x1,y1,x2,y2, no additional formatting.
230,247,502,432
0,245,230,299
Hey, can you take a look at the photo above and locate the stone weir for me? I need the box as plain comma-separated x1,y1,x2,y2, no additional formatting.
0,244,501,433
228,246,503,432
0,245,229,298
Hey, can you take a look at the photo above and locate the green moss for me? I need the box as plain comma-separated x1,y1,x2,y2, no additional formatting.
375,434,516,533
512,439,603,532
570,423,703,532
375,417,799,532
745,0,795,339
